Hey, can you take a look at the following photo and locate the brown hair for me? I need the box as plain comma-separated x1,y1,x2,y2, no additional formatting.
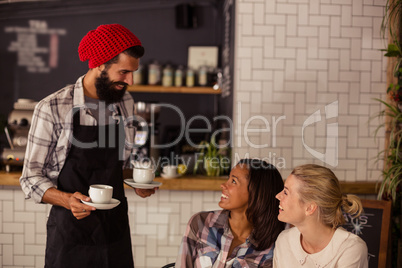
291,164,363,228
237,159,285,250
104,45,145,70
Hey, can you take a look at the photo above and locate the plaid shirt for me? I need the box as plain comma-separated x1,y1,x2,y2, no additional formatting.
175,210,274,268
20,75,136,203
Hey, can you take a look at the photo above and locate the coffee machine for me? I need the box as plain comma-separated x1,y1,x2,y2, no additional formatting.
1,99,38,172
133,102,160,164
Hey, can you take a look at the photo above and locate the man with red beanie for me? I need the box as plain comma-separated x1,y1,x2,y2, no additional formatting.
20,24,154,268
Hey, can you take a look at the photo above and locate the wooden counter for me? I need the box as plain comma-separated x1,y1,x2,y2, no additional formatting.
1,171,379,194
127,85,221,94
0,171,21,186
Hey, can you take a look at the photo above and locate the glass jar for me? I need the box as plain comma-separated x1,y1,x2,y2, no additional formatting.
175,65,184,87
162,65,173,87
186,68,194,87
198,66,208,86
148,61,161,85
133,64,143,85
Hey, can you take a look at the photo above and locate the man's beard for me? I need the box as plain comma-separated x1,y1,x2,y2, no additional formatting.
95,71,128,104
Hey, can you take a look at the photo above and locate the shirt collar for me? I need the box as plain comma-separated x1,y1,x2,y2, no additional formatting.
211,210,260,248
292,227,350,267
73,75,86,108
209,209,229,229
291,228,309,266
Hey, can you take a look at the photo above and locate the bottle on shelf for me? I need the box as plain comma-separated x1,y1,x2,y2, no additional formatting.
162,64,173,87
175,65,184,87
133,64,143,85
148,61,161,85
198,65,208,86
186,67,195,87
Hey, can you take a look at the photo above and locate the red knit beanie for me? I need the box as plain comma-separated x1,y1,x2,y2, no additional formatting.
78,24,142,68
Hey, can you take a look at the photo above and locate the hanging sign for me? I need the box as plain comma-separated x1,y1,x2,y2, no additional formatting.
5,20,66,73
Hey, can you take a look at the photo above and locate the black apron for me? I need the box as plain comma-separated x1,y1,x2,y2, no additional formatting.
45,109,134,268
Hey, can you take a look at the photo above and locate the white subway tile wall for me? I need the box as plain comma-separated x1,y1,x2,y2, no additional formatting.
0,186,221,268
1,0,388,267
233,0,386,182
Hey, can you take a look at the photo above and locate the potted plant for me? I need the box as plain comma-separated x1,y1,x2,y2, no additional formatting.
374,98,402,200
375,1,402,266
374,98,402,268
193,135,231,177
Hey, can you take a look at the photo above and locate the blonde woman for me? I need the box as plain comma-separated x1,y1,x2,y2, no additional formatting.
274,164,368,268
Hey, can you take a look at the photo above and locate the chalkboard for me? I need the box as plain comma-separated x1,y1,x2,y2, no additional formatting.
342,199,391,268
0,0,235,151
0,0,225,117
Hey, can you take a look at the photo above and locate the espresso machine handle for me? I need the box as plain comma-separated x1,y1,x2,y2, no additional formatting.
4,126,14,150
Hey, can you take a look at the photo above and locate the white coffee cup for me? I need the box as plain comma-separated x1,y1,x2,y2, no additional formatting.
163,165,178,177
88,184,113,204
133,167,155,184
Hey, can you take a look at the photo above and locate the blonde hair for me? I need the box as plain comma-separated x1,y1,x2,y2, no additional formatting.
291,164,363,228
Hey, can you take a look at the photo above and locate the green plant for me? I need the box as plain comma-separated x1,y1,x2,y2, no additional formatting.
381,0,402,53
386,67,402,104
374,98,402,201
193,136,231,177
376,2,402,266
382,42,402,75
381,0,402,103
381,0,402,100
373,98,402,268
381,0,402,42
377,0,402,200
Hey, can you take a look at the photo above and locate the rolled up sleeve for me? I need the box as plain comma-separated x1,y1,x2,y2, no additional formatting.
20,101,58,203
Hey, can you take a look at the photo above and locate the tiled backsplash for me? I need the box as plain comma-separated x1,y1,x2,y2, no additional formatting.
0,186,222,268
1,0,387,267
232,0,386,182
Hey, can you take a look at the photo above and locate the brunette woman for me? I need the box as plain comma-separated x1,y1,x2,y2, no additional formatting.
175,159,285,267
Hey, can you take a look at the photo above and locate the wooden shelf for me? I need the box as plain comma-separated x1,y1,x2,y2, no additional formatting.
1,171,379,194
127,85,221,94
152,176,225,191
152,177,379,194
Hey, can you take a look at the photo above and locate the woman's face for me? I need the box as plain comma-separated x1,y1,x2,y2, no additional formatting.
219,164,250,214
275,175,308,225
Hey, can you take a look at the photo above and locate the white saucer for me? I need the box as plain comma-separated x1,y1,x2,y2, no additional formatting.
161,173,182,179
81,198,120,210
124,179,162,189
